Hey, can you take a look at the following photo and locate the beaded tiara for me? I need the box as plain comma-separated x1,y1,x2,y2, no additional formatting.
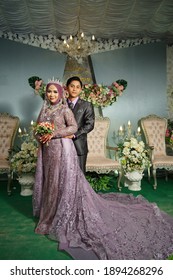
47,77,63,87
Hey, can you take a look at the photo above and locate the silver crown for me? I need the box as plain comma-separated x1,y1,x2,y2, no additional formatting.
48,77,63,86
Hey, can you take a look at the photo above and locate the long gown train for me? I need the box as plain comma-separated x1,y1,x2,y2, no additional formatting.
33,138,173,260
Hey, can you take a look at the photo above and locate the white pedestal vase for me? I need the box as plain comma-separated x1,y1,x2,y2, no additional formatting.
124,170,143,191
18,173,35,196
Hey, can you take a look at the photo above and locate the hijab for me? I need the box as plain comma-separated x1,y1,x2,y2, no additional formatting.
46,82,64,105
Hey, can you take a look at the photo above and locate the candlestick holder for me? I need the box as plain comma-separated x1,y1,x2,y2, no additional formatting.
18,121,35,143
117,122,141,144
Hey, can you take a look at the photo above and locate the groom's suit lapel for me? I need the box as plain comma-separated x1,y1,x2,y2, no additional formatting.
73,98,83,115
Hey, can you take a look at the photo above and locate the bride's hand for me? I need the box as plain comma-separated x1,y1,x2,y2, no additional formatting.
64,134,74,139
40,133,53,144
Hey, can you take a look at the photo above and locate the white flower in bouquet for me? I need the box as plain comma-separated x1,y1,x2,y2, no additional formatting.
118,137,150,173
10,127,38,175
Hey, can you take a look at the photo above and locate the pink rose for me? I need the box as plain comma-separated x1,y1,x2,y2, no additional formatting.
35,80,43,91
165,129,170,137
118,85,124,91
113,82,119,88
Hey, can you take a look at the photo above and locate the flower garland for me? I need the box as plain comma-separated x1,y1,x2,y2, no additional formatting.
28,76,127,107
28,76,46,99
80,80,127,107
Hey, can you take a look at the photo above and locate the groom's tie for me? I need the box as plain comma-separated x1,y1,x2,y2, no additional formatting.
69,102,74,110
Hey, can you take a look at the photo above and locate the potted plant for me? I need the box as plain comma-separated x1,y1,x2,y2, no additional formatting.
118,137,150,191
10,124,38,196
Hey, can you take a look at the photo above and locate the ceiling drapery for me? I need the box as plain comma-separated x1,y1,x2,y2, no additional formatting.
1,0,173,115
0,0,173,45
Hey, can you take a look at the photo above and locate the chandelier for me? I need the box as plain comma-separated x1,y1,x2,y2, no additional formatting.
56,18,98,62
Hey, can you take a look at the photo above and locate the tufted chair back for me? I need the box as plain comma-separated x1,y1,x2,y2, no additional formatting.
86,117,122,191
140,115,167,157
0,113,20,195
87,117,109,158
140,114,173,189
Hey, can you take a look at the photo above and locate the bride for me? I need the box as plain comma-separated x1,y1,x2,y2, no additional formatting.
33,80,173,260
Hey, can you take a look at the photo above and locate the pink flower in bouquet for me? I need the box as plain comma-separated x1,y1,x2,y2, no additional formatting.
34,122,55,136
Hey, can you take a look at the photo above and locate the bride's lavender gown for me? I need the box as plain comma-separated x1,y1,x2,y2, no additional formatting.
33,104,173,260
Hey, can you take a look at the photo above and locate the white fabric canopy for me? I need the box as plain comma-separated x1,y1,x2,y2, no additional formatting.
0,0,173,42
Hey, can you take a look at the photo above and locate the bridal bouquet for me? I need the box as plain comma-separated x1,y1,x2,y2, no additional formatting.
34,122,55,136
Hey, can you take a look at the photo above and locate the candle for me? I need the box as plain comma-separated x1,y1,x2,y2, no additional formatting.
18,127,22,134
137,126,141,135
31,120,34,126
128,120,131,127
119,125,123,136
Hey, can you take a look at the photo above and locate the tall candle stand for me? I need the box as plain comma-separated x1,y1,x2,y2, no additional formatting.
127,120,132,140
18,120,35,142
117,121,142,143
118,125,125,143
135,126,142,141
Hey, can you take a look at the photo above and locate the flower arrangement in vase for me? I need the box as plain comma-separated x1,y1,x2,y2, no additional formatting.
118,137,150,173
10,123,38,196
11,124,38,175
118,137,150,191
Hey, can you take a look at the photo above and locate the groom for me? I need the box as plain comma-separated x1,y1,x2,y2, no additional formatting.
65,76,95,174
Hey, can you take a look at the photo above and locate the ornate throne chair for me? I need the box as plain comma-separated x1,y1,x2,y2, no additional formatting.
86,117,122,191
140,114,173,189
0,112,20,195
